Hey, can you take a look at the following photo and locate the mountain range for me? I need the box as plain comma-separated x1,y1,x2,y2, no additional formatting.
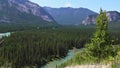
0,0,55,25
0,0,120,26
44,7,97,25
44,7,120,25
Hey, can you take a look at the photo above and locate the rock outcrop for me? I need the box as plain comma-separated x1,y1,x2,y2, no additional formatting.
82,11,120,25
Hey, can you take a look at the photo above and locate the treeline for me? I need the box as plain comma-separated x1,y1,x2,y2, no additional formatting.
0,23,120,68
0,22,59,33
0,28,93,68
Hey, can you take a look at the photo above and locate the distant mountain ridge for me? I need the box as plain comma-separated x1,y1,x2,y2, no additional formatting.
0,0,55,24
44,7,97,25
1,0,119,26
82,11,120,25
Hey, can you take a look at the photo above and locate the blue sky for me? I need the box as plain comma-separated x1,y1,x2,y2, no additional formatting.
30,0,120,12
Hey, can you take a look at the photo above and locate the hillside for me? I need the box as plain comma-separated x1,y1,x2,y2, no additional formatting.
0,0,55,24
44,7,97,25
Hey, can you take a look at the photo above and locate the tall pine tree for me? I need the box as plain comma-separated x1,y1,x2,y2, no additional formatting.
87,9,113,61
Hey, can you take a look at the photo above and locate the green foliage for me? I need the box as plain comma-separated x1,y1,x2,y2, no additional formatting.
58,9,120,68
0,19,120,68
112,50,120,68
0,28,93,68
86,9,115,60
112,46,120,68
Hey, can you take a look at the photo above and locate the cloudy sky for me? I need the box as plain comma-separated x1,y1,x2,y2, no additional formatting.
30,0,120,12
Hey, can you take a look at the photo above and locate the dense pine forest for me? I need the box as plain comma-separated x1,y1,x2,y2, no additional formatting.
0,10,120,67
0,0,120,68
0,27,94,68
0,23,120,68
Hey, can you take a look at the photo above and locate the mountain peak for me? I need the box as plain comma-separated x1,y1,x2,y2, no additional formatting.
44,7,97,25
0,0,55,24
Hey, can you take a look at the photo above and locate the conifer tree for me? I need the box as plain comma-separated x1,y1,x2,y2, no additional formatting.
87,9,113,60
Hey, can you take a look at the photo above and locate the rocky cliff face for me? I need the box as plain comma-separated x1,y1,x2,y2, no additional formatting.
82,14,98,25
0,0,55,23
106,11,120,21
82,11,120,25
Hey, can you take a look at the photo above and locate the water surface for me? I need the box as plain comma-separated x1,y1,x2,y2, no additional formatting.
42,48,79,68
0,32,11,39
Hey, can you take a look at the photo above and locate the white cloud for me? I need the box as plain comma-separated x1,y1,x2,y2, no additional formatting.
65,2,72,7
